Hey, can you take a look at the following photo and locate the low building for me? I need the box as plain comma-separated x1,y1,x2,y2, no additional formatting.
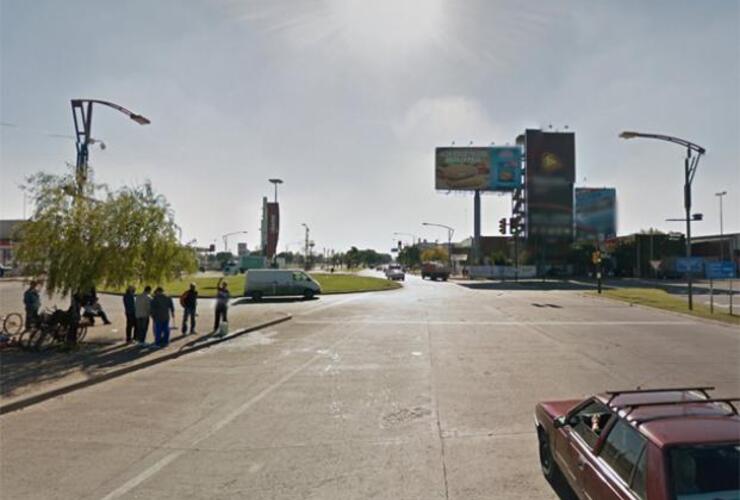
0,219,25,267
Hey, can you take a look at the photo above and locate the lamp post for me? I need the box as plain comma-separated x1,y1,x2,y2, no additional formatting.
71,99,150,196
422,222,455,269
620,131,706,310
222,231,248,253
716,191,727,260
302,223,310,270
269,178,284,203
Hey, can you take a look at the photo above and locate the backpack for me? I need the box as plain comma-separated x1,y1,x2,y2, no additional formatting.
179,290,188,308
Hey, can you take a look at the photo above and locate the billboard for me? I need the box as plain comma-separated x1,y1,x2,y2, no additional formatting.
575,188,617,242
525,130,576,241
435,147,522,191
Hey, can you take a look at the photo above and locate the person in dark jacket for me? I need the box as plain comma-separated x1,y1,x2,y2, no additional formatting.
150,287,174,348
122,286,136,343
23,280,41,329
82,287,111,325
180,283,198,335
214,279,230,333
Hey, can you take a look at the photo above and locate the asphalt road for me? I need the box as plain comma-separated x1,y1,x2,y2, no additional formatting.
1,275,739,499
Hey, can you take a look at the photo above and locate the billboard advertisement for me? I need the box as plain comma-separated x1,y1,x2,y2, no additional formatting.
575,188,617,242
435,147,522,191
490,146,523,190
525,130,575,241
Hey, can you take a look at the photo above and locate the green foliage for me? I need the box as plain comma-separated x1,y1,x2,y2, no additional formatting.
14,169,196,296
489,250,508,266
342,246,391,268
421,246,448,263
398,245,421,268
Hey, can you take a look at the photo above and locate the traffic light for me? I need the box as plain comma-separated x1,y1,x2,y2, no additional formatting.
397,240,403,251
498,218,507,235
592,250,602,264
509,217,520,235
208,244,216,252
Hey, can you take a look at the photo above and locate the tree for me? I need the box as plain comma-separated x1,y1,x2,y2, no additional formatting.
15,167,196,342
421,246,448,263
398,245,421,268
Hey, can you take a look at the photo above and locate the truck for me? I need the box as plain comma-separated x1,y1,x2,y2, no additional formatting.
421,261,450,281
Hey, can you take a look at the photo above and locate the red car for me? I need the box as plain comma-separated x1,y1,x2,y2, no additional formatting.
534,386,740,499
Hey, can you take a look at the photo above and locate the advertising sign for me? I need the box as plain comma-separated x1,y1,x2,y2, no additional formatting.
490,146,523,190
435,147,490,190
676,257,703,273
525,130,575,241
705,261,736,279
435,146,522,191
266,202,280,259
575,188,617,242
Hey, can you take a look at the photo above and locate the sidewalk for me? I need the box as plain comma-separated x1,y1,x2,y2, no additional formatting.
0,300,290,413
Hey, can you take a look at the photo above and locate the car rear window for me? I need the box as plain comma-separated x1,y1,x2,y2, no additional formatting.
669,444,740,499
599,419,647,498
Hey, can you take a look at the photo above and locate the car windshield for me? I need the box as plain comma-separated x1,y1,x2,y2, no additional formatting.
670,444,740,499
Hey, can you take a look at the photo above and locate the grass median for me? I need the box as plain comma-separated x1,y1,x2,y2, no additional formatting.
593,287,740,325
103,272,400,298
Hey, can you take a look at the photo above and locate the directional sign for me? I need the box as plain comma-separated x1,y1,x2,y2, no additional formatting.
705,261,736,280
676,257,703,273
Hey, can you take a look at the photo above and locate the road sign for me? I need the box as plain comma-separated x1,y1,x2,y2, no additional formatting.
705,261,736,280
649,260,662,271
676,257,703,273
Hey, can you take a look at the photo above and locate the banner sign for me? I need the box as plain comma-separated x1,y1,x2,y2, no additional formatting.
676,257,703,273
266,202,279,259
575,188,617,242
705,261,736,279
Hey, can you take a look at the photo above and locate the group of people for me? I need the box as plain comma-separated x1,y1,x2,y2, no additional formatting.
122,279,231,347
22,279,232,349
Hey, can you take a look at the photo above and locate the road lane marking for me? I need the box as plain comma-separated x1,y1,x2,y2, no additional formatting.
99,332,349,500
297,294,364,317
293,320,696,326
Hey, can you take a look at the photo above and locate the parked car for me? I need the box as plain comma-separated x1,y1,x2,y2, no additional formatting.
534,386,739,499
385,264,405,281
0,263,10,277
244,269,321,300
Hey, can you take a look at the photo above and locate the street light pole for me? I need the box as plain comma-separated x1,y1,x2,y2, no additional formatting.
393,232,419,246
71,99,150,196
268,178,284,203
422,222,455,270
302,223,310,270
222,230,248,253
716,191,727,260
620,131,706,310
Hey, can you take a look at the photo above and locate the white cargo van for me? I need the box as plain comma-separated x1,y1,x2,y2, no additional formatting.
245,269,321,300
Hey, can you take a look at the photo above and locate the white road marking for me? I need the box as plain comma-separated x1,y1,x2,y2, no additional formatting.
297,295,364,317
99,341,340,500
293,320,696,326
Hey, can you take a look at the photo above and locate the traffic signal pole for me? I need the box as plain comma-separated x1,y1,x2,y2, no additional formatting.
684,148,693,310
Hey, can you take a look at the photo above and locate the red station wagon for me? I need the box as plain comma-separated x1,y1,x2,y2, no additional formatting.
534,387,740,499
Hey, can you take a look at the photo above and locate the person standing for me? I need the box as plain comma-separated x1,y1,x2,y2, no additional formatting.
150,287,175,348
134,286,152,344
23,280,41,330
214,279,230,333
122,286,136,343
180,283,198,335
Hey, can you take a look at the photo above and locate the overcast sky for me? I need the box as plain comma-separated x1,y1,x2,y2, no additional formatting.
2,0,738,254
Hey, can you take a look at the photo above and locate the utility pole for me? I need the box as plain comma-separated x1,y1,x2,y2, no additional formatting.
302,223,310,270
716,191,727,260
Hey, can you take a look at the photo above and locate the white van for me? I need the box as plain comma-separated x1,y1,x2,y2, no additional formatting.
245,269,322,300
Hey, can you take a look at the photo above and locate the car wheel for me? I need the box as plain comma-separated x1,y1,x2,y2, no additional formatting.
303,289,314,300
538,430,561,482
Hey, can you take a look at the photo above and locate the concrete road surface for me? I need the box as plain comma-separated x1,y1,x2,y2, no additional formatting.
2,275,738,499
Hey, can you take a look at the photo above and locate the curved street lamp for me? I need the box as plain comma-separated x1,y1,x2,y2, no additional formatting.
422,222,455,269
620,131,706,310
222,231,248,253
71,99,150,196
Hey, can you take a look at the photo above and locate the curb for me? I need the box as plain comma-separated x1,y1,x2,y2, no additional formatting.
0,314,292,416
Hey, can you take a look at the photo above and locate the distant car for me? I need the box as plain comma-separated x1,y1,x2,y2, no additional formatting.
421,261,450,281
385,264,405,281
0,263,11,277
534,386,740,500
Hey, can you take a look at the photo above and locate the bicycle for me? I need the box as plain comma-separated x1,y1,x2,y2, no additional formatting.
1,312,26,348
27,308,88,351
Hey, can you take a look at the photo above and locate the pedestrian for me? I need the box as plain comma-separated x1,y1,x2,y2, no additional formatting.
134,285,152,344
214,279,230,333
180,282,198,335
23,280,41,330
150,287,174,348
81,287,112,325
123,285,136,343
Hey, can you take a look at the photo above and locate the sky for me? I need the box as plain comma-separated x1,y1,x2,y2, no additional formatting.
1,0,739,254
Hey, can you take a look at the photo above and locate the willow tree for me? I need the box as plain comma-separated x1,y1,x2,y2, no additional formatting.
14,167,196,341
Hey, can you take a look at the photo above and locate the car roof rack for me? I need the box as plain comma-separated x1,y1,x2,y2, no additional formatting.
620,398,740,425
605,386,714,405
